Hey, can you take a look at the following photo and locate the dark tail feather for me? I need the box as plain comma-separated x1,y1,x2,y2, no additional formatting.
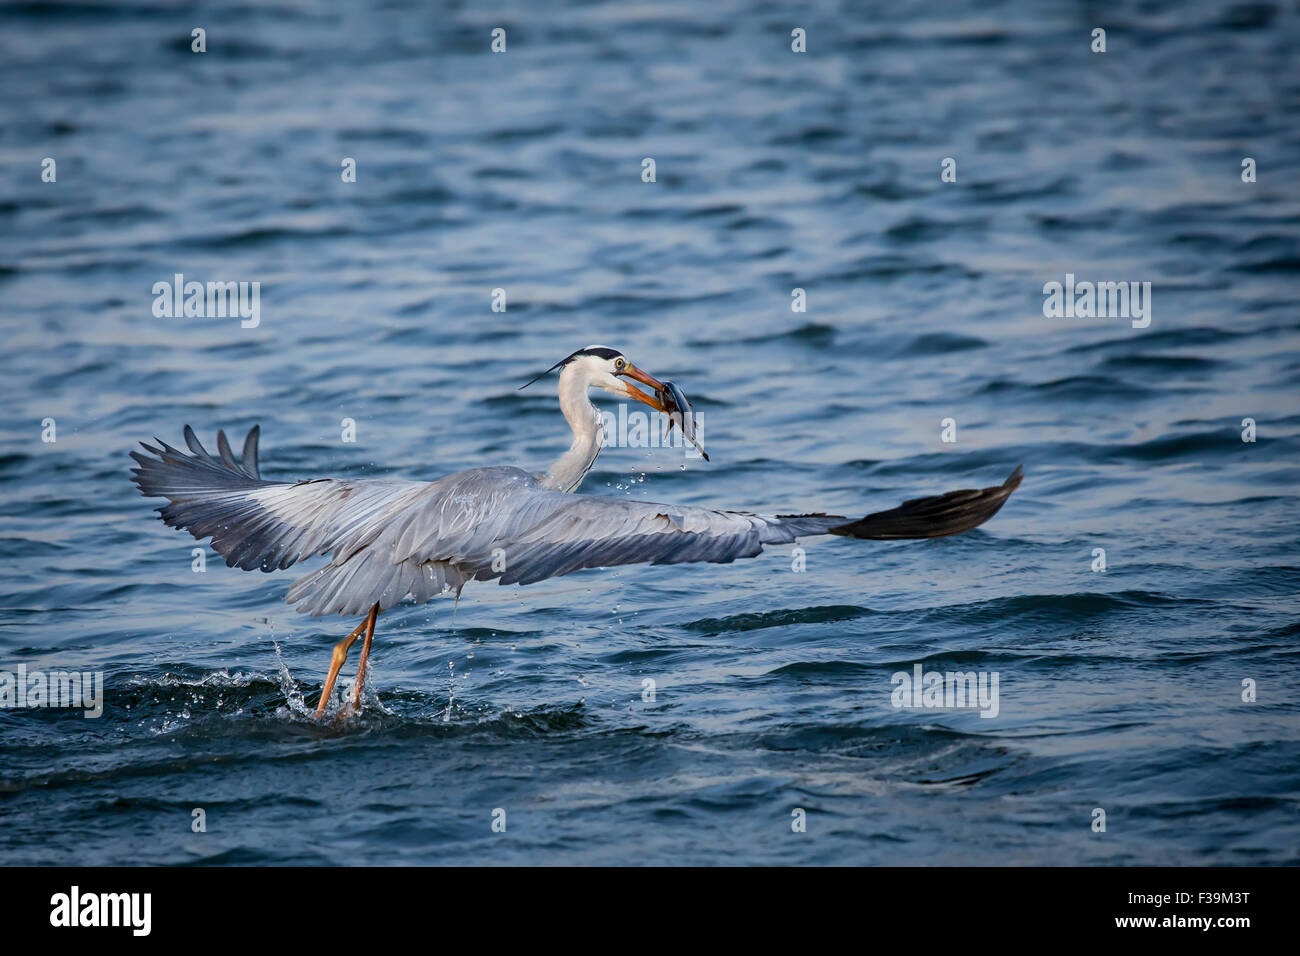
829,465,1023,540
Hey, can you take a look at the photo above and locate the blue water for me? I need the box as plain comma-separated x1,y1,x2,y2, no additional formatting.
1,0,1298,865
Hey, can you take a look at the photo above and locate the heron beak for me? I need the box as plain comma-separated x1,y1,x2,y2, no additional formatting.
619,364,669,411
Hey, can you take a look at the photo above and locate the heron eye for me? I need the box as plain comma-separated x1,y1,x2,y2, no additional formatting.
614,357,626,370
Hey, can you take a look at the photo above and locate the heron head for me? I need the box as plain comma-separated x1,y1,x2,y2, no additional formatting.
520,344,670,412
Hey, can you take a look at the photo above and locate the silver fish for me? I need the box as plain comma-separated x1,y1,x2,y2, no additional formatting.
656,380,709,461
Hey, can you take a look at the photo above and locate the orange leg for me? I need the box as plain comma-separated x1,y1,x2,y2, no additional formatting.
347,603,381,713
314,617,368,719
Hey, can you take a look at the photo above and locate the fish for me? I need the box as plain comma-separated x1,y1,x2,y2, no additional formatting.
656,380,709,461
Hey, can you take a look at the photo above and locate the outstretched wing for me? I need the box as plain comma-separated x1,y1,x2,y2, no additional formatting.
131,425,428,574
453,465,1024,586
132,426,553,616
133,425,1023,618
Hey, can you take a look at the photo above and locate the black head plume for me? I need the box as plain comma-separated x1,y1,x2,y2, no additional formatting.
519,346,622,390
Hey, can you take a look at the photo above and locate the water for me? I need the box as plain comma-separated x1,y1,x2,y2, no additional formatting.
1,0,1298,865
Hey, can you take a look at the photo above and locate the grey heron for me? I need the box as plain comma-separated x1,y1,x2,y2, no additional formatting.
131,345,1023,718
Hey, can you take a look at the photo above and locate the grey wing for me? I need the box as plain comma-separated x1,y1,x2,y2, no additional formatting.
283,465,551,616
131,427,448,605
132,427,545,617
452,465,1024,586
453,496,804,585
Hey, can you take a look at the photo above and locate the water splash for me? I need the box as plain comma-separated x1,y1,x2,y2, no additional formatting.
272,640,313,719
442,660,455,722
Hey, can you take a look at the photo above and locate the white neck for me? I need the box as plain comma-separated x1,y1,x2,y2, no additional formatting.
540,365,605,492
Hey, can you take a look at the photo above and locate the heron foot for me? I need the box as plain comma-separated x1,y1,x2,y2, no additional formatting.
345,603,380,716
313,618,369,719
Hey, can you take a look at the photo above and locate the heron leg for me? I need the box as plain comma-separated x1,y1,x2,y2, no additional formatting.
347,603,381,712
313,618,368,719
